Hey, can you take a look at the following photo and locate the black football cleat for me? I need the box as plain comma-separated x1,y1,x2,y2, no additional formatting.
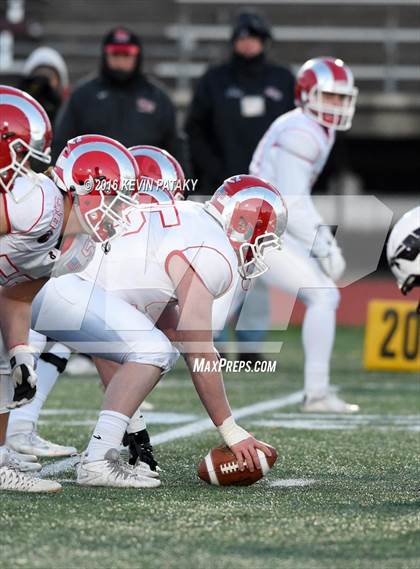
122,429,159,473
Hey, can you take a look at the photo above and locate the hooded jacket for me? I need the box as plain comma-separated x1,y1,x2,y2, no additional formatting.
51,64,185,168
22,47,69,95
185,53,295,195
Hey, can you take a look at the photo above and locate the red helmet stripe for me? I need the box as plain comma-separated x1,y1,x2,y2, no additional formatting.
324,59,348,82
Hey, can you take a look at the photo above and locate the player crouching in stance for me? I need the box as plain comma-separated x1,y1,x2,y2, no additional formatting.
250,57,359,413
37,174,287,484
62,176,287,483
6,145,188,470
0,86,64,491
387,207,420,302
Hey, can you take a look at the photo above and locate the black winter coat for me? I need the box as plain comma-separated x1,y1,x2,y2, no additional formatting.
52,73,185,166
185,54,295,194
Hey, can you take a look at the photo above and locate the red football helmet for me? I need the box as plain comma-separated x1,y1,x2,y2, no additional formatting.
295,57,358,131
129,145,186,200
0,85,52,197
205,175,288,279
52,134,140,242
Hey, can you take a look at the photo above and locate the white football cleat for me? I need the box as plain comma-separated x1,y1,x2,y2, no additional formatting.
7,421,77,457
7,448,42,472
76,449,161,488
132,461,161,479
302,393,360,413
0,453,61,493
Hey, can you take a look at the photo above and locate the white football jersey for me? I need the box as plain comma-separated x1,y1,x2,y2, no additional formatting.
80,201,237,322
0,174,95,287
250,108,335,250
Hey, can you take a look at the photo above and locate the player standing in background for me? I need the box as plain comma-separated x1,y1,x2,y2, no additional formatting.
250,57,359,413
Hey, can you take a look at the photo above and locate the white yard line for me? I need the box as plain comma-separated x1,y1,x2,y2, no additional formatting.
40,455,80,477
39,411,199,427
40,390,303,478
151,390,304,445
268,479,316,488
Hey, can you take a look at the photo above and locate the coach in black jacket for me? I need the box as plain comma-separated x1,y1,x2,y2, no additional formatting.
52,27,184,164
185,11,295,195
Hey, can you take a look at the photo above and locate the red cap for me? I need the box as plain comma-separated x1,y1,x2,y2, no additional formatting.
103,27,141,56
104,44,140,55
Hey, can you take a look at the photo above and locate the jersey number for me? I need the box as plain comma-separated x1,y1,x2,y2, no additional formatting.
122,189,181,236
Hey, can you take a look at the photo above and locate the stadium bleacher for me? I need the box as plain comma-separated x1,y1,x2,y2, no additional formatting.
1,0,419,137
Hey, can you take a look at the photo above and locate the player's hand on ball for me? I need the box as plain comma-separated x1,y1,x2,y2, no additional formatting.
230,436,272,473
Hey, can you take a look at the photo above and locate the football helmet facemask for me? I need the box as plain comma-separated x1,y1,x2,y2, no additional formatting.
205,175,287,279
0,85,52,199
52,134,140,242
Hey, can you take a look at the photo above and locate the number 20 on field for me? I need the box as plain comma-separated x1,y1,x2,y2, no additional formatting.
364,300,420,372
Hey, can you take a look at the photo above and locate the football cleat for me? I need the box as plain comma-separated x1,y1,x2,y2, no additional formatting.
132,460,160,479
7,448,42,472
123,429,160,478
302,393,359,413
7,421,77,457
76,449,161,488
0,454,61,493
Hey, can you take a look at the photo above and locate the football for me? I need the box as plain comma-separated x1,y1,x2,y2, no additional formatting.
198,444,278,486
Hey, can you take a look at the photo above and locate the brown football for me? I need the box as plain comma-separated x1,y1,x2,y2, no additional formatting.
197,444,277,486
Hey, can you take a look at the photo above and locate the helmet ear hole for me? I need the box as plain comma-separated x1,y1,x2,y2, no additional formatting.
51,134,140,242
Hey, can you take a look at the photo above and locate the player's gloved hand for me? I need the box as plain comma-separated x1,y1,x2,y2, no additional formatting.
312,225,346,281
218,416,272,472
7,344,39,409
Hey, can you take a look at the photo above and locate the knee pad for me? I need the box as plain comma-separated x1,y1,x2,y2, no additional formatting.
0,374,13,414
125,346,180,375
124,333,180,375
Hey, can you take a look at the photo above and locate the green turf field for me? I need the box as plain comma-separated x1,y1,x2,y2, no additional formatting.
1,327,419,569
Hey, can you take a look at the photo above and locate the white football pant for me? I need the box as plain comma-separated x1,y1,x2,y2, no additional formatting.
263,233,340,399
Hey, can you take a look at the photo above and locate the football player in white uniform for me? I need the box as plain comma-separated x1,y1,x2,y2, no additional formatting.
7,146,187,470
32,174,287,481
0,87,163,490
387,207,420,303
250,57,359,413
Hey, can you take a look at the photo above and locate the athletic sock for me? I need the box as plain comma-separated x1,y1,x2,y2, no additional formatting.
302,304,335,400
85,410,130,462
127,407,146,434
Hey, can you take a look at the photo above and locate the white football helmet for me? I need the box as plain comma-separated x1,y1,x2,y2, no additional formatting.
387,206,420,295
295,57,358,131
